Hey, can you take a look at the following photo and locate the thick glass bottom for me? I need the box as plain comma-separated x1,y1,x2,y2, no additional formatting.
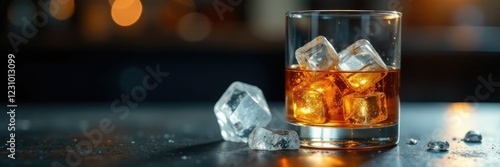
298,124,399,149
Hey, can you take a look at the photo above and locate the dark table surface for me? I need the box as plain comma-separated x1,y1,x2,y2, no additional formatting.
1,102,499,167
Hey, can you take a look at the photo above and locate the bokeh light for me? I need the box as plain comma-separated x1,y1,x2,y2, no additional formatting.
7,0,36,26
82,1,110,42
111,0,143,27
247,0,303,41
176,12,212,42
165,0,195,21
158,0,195,33
108,0,116,6
50,0,75,20
454,4,484,26
447,26,479,51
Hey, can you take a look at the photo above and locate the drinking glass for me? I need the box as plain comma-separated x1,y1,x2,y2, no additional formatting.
285,10,402,149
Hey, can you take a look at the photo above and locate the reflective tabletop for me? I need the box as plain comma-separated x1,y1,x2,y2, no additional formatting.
1,102,499,167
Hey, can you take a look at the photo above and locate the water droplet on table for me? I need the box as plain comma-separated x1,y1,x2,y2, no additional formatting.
407,138,418,145
427,140,449,151
463,130,482,143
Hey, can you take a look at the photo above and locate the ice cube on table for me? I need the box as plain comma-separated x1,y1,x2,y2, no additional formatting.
248,127,300,151
338,39,388,92
295,36,339,71
292,78,342,124
214,81,272,143
342,92,387,125
427,140,449,151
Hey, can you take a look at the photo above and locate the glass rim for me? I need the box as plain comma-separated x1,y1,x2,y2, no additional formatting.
286,10,402,17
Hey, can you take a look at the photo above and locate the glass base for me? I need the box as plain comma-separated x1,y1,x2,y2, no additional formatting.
297,124,399,149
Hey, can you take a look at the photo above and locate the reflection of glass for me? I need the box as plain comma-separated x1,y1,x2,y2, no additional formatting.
285,10,402,149
276,147,398,167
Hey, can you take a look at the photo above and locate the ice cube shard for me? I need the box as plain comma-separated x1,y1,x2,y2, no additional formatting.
295,36,339,71
248,127,300,151
214,81,272,143
407,138,418,145
293,78,342,124
338,39,388,92
342,92,387,125
427,140,449,151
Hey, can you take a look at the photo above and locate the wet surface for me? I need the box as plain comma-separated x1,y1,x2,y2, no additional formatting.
0,102,499,167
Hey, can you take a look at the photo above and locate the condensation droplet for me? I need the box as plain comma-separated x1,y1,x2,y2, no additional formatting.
463,130,482,143
427,140,449,151
407,138,418,145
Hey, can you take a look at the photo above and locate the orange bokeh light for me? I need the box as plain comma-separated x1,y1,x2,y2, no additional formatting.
82,1,110,42
50,0,75,20
176,13,212,42
111,0,143,26
158,0,195,33
164,0,195,21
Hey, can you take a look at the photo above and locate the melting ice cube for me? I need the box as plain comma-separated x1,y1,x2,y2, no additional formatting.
292,78,342,124
214,81,272,143
337,39,388,92
248,127,300,151
427,140,449,151
342,92,387,125
295,36,339,71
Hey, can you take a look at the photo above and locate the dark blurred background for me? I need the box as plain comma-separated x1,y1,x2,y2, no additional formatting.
1,0,500,104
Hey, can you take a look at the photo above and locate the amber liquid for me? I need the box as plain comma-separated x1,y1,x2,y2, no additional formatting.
285,65,400,127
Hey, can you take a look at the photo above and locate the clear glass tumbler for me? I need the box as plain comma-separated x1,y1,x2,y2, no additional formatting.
285,10,402,149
